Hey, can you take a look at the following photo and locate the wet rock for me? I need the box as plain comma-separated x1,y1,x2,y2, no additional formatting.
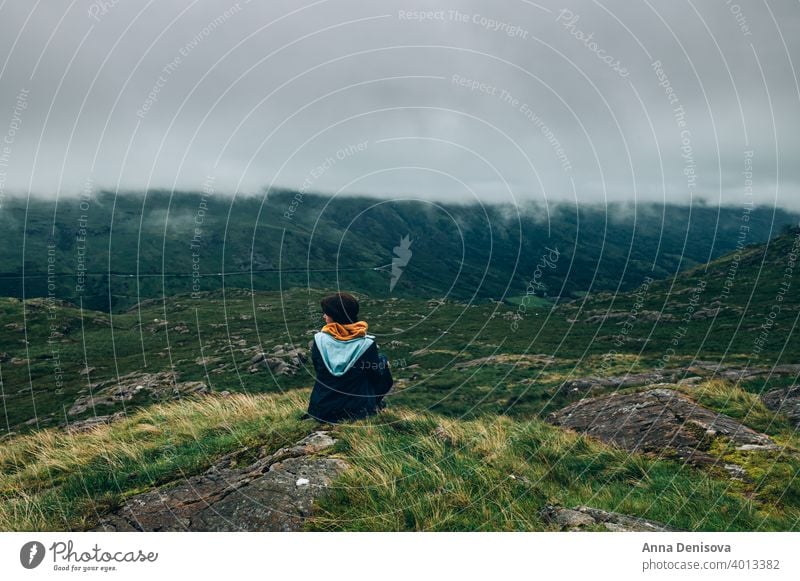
548,388,777,469
90,431,348,532
541,505,677,532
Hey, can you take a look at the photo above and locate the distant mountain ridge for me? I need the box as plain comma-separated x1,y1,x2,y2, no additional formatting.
0,189,796,311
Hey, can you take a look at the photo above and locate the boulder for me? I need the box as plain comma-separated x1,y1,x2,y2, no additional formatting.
558,371,677,395
761,385,800,428
541,505,677,532
548,388,778,469
559,364,800,396
68,371,209,415
247,344,308,375
90,431,348,532
64,411,127,433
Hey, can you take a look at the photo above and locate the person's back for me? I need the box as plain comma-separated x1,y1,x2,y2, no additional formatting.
306,292,392,423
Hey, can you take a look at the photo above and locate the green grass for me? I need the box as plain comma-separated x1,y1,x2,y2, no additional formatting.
3,385,798,532
1,228,799,531
0,390,313,531
311,402,800,531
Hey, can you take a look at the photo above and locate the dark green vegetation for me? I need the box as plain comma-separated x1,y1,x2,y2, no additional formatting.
1,190,796,311
2,227,798,436
0,196,798,531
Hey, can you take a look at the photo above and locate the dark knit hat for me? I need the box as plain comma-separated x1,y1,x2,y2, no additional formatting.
320,292,360,324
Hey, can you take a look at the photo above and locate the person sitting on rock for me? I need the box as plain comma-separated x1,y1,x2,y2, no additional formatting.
305,292,393,423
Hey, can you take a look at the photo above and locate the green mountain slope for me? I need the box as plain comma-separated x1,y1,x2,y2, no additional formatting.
0,227,797,435
1,190,796,312
1,227,799,531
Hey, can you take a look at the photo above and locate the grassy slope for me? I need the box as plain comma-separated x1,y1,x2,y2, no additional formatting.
3,224,799,434
1,228,799,531
1,382,798,532
557,225,800,388
0,390,313,530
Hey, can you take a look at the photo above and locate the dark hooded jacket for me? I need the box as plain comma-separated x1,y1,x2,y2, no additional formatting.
306,330,393,423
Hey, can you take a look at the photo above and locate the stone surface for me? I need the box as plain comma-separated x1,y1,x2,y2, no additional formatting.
64,411,127,433
548,388,777,468
454,353,555,369
558,371,679,395
541,505,677,532
90,431,348,532
247,343,308,375
761,385,800,428
68,371,208,415
687,362,800,383
559,364,800,396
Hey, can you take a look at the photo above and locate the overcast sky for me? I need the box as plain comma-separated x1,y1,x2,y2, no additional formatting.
0,0,798,209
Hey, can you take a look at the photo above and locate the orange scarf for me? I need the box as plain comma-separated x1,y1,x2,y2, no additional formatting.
321,320,368,341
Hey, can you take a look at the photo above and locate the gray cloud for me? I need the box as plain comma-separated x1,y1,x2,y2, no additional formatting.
0,0,798,209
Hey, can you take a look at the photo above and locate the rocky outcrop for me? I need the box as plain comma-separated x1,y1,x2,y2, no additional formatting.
761,385,800,428
541,505,677,532
64,411,127,433
558,371,680,395
686,362,800,383
548,388,778,469
90,431,348,532
558,363,800,396
247,343,308,376
582,310,679,324
455,353,555,369
68,371,208,416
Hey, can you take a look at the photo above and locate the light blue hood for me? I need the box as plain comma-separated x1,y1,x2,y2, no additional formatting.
314,331,375,376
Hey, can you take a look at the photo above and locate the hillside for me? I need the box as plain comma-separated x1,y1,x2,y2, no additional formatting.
2,383,799,532
0,190,796,311
2,228,799,436
1,226,799,531
559,224,800,374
